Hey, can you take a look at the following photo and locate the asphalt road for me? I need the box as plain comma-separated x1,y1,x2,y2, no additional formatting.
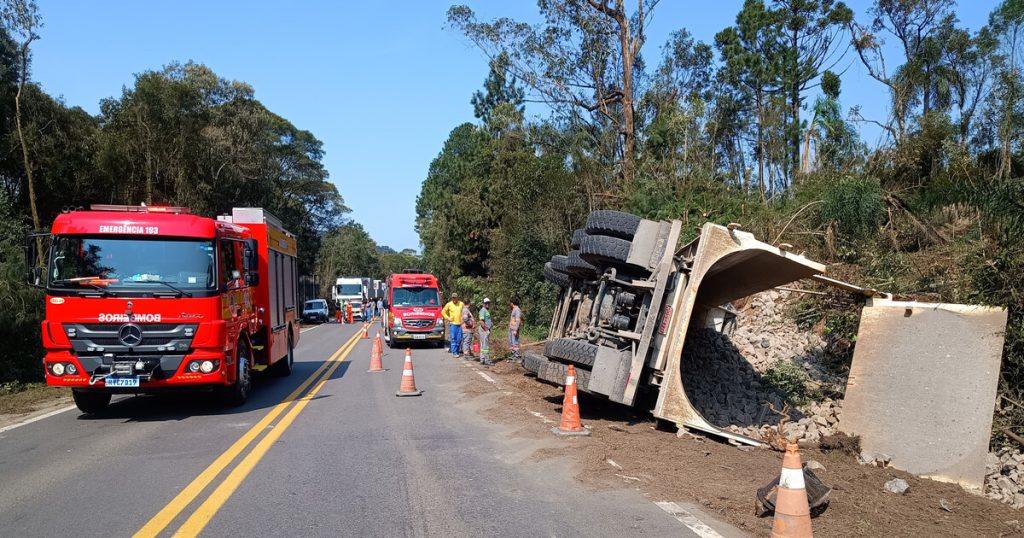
0,322,724,537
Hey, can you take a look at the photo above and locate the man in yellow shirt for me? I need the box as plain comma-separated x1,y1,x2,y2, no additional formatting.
441,293,465,356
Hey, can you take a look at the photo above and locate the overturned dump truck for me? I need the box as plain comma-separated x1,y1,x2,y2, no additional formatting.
528,209,1008,490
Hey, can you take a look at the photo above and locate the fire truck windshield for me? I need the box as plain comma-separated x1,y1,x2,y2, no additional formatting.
49,236,216,294
391,287,439,307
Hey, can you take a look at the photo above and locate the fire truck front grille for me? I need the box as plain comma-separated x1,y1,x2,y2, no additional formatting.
404,319,434,329
64,323,199,356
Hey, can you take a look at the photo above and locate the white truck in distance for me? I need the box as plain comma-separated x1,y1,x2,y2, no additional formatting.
332,277,366,320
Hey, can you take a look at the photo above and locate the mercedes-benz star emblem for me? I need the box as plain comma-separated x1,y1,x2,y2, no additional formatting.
118,323,143,347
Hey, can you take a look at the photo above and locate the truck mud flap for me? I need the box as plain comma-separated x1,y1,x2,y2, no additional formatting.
651,223,827,446
838,298,1007,490
589,347,632,401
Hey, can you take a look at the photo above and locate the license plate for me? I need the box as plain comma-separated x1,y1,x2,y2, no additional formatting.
412,334,427,340
106,376,139,388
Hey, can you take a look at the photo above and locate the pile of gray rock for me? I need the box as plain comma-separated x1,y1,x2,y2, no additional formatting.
985,447,1024,508
680,290,845,443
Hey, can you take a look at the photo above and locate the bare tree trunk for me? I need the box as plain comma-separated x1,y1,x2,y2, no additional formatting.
14,37,42,264
615,0,636,190
756,90,766,203
789,27,800,188
1000,28,1020,180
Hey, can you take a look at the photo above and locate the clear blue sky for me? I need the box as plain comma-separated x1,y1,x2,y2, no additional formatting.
32,1,997,251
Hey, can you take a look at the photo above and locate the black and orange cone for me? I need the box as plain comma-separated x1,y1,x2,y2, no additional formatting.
771,443,813,538
395,348,422,397
552,365,590,436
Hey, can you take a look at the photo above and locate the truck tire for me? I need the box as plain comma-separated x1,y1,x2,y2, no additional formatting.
579,234,631,265
529,352,593,389
543,262,572,288
570,229,588,249
220,341,252,406
523,351,545,375
72,390,111,414
544,338,598,368
565,250,598,278
585,210,641,240
549,254,569,273
273,330,295,377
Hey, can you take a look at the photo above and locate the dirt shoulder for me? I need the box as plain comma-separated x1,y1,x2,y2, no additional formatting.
457,360,1024,538
0,384,72,429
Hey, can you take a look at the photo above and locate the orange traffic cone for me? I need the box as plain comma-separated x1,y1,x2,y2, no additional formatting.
552,365,590,436
368,331,385,373
395,348,422,397
374,331,384,356
771,443,813,538
362,324,369,339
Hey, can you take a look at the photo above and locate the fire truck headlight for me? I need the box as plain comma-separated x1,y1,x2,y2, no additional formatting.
66,363,78,375
200,360,216,374
187,361,201,373
434,318,444,328
50,362,65,376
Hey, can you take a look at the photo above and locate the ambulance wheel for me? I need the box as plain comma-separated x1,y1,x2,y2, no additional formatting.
72,390,111,414
220,341,252,406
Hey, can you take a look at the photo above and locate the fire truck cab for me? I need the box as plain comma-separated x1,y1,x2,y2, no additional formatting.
27,205,300,413
382,271,444,348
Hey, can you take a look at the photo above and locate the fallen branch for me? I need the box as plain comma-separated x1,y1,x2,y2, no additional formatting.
1003,428,1024,448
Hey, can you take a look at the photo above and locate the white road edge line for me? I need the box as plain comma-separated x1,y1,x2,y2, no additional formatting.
529,410,555,424
0,404,78,434
300,325,322,333
477,371,497,384
655,501,725,538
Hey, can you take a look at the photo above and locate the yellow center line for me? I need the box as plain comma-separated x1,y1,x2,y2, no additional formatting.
172,331,362,537
133,326,365,538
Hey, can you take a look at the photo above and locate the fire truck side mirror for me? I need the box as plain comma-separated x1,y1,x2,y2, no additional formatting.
27,266,44,288
23,233,49,289
242,238,258,271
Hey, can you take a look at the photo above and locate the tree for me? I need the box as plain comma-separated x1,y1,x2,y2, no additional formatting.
415,122,492,284
97,62,346,272
773,0,852,182
942,25,996,144
1,0,41,246
315,223,380,292
471,51,525,125
847,0,955,142
716,0,786,198
988,0,1024,178
448,1,660,191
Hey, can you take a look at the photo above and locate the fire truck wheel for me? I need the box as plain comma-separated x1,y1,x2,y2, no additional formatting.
220,341,252,406
274,331,295,377
72,390,111,414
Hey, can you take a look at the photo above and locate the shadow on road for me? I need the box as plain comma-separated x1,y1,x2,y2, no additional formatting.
75,359,340,422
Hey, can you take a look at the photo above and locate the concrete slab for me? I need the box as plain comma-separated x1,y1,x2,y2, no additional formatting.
839,298,1008,490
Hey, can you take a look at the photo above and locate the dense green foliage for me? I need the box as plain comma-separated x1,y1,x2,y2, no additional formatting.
434,0,1024,443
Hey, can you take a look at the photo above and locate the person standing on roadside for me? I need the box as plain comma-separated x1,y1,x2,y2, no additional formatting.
478,298,494,366
508,297,522,362
442,293,464,356
461,298,475,359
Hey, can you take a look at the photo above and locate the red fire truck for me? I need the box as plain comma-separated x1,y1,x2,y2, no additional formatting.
25,206,300,413
382,271,444,348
